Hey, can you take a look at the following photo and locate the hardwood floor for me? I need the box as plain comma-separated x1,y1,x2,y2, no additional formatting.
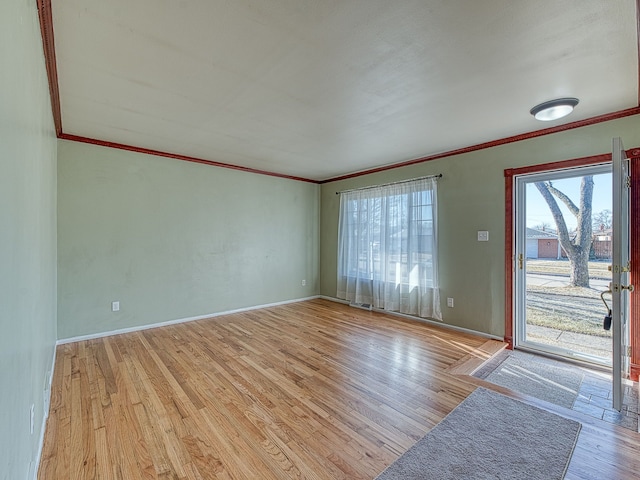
39,299,640,479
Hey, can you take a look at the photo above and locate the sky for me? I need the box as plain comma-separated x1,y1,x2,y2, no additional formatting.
526,172,612,231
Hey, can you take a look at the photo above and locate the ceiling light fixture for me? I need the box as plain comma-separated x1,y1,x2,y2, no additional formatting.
530,97,579,121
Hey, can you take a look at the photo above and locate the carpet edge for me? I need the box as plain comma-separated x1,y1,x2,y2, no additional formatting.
374,387,582,480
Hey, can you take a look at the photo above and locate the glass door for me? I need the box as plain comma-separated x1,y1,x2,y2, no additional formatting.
611,137,631,411
514,163,614,365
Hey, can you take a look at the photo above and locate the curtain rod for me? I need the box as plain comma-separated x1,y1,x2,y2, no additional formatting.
335,173,442,195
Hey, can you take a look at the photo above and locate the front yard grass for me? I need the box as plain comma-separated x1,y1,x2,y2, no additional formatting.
526,306,608,337
524,260,613,353
526,259,611,278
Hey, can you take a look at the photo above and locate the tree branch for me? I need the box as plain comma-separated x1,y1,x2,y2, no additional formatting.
546,182,579,217
534,182,576,256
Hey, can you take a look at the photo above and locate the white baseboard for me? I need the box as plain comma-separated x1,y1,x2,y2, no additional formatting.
32,344,56,480
57,296,321,345
319,295,502,341
319,295,350,305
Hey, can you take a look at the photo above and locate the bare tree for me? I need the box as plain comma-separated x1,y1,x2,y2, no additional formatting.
592,209,612,232
535,177,594,287
534,221,552,232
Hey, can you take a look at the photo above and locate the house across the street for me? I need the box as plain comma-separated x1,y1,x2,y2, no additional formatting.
526,227,562,259
526,227,612,260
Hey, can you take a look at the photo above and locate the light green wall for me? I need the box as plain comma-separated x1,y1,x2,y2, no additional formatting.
57,140,319,339
1,1,58,478
321,115,640,337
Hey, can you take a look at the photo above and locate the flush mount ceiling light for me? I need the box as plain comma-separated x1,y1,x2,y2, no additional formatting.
530,97,579,121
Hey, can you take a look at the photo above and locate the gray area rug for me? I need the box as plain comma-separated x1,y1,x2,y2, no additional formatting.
477,350,583,409
375,388,581,480
475,350,639,432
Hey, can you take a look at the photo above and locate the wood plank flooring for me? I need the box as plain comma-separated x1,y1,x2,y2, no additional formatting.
38,299,640,479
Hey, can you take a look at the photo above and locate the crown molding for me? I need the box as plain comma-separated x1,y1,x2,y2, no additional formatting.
38,0,640,184
59,134,319,183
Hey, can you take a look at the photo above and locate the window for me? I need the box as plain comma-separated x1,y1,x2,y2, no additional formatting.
337,176,441,320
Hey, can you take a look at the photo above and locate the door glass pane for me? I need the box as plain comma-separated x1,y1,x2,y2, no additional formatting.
519,166,613,364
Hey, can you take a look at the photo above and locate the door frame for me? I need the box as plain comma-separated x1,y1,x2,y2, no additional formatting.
631,148,640,380
504,147,640,380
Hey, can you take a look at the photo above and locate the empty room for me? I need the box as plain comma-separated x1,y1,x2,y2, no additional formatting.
3,0,640,479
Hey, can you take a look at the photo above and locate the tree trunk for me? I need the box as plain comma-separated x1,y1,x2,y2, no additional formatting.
534,176,594,288
569,246,591,287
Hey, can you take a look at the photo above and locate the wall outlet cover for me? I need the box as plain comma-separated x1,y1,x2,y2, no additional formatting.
30,404,35,434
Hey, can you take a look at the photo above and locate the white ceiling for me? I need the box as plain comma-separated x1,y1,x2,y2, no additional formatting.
52,0,638,181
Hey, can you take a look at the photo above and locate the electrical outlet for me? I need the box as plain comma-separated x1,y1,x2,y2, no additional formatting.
301,279,306,286
447,298,454,308
30,404,35,435
112,301,120,312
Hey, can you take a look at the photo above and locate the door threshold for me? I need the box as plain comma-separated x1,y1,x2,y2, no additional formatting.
515,344,613,374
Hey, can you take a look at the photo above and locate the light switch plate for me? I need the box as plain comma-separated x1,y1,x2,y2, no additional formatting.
477,231,489,242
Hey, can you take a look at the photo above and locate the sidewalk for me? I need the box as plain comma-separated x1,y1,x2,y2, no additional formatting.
527,324,611,360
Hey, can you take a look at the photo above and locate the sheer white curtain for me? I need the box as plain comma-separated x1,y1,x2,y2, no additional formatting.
336,177,442,320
